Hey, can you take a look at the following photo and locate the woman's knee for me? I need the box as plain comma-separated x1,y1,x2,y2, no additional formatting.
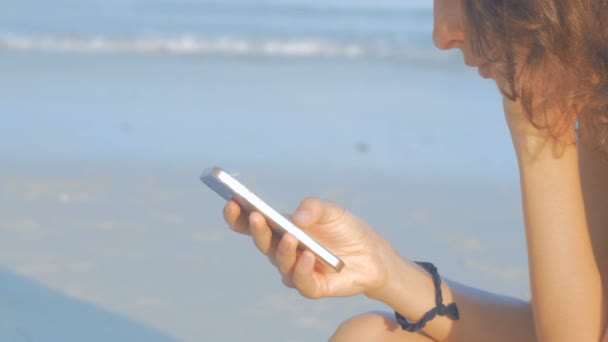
329,311,434,342
329,311,420,342
330,312,392,342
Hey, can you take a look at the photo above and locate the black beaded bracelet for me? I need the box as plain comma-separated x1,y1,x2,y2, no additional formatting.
394,262,460,333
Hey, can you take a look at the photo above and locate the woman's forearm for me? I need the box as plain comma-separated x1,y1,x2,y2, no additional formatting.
367,255,536,342
515,137,603,341
365,138,602,342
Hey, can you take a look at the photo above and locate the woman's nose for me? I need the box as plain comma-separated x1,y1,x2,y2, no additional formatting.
433,1,467,50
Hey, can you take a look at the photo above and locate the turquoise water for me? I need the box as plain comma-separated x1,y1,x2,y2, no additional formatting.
1,0,438,60
0,1,528,341
0,53,513,181
0,0,517,181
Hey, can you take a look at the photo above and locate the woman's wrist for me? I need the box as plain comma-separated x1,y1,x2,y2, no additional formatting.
364,248,446,320
364,252,456,340
365,254,411,301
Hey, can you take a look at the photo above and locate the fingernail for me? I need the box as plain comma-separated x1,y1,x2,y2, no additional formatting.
292,211,311,223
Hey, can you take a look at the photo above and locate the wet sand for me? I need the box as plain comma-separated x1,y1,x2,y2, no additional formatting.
0,159,529,341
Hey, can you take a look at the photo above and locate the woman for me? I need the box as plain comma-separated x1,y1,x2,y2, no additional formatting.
224,0,608,341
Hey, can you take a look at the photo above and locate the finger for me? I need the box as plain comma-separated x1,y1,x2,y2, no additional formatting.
292,197,345,228
281,273,295,288
275,233,299,275
292,251,322,299
223,201,251,235
250,211,278,257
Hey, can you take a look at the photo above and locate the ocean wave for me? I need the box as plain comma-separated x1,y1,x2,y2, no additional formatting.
0,33,458,64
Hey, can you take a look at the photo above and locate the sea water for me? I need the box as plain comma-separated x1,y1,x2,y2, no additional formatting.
0,0,516,181
0,1,528,341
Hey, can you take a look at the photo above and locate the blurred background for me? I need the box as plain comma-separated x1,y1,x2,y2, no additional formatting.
0,0,529,341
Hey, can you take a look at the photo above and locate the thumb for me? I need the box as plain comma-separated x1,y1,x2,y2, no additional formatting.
292,197,345,227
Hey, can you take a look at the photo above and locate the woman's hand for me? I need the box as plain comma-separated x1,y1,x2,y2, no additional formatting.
223,197,400,299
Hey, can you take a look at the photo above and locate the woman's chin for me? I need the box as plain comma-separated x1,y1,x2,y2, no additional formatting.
478,64,493,79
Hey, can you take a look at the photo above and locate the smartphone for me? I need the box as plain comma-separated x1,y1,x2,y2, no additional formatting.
200,166,344,272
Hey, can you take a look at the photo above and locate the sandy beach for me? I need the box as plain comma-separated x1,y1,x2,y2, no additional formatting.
0,158,528,341
0,1,531,340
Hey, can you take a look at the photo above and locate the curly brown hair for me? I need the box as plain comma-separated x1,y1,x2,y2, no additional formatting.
461,0,608,155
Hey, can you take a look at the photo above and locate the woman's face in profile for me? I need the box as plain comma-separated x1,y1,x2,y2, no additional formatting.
433,0,494,79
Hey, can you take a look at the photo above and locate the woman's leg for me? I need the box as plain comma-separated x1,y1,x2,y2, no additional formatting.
329,311,436,342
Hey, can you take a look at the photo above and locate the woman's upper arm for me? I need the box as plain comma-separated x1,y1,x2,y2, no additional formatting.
577,124,608,330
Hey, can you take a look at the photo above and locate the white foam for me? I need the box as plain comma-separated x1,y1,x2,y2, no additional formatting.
0,33,457,65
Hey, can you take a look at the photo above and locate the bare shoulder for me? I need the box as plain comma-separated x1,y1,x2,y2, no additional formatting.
577,124,608,318
577,128,608,236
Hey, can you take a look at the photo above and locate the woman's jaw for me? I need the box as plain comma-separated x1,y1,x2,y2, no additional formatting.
463,53,495,80
477,63,493,79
